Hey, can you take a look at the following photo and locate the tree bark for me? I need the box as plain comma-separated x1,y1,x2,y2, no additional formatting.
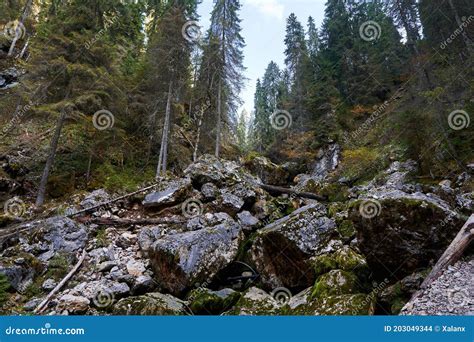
447,0,473,54
35,106,68,207
193,107,204,162
7,0,33,57
156,79,173,178
215,80,222,158
402,214,474,312
258,183,327,201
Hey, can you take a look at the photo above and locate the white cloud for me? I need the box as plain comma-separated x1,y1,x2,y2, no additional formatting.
244,0,285,20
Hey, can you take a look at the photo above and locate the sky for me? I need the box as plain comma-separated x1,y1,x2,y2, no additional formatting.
197,0,327,117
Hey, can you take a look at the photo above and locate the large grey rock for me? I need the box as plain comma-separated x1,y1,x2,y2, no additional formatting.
23,216,88,261
145,217,243,295
57,294,90,314
251,204,338,289
113,292,187,315
237,211,260,231
143,178,192,208
213,191,244,216
224,287,281,315
243,156,289,186
185,154,251,187
0,262,35,292
311,143,341,181
80,189,110,209
349,190,464,278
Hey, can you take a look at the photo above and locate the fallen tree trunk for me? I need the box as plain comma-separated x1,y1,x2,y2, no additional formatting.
74,216,185,226
67,183,161,218
402,214,474,312
419,214,474,289
34,249,87,314
258,183,327,201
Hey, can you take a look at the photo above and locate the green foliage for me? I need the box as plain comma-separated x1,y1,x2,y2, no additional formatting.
96,228,109,248
45,254,69,281
0,274,10,308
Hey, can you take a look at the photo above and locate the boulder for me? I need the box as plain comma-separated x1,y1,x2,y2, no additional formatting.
184,154,250,187
224,287,281,315
188,288,241,315
143,178,192,208
19,216,88,261
145,217,243,295
311,269,360,298
201,183,218,201
243,156,289,186
311,143,341,181
212,191,244,216
113,292,187,315
237,211,260,231
289,292,374,315
251,204,338,289
57,294,90,314
312,246,369,278
80,189,110,209
349,190,464,278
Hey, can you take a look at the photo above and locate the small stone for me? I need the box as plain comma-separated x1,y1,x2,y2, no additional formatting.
57,294,90,314
98,261,117,273
126,260,146,277
42,278,57,291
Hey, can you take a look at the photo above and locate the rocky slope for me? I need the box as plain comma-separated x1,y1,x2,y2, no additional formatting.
0,154,472,315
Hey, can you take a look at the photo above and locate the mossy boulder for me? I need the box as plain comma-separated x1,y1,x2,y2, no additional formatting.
312,270,360,299
313,246,368,278
292,293,374,315
113,292,187,315
243,156,289,186
188,288,241,315
251,204,338,289
349,192,464,278
223,287,281,315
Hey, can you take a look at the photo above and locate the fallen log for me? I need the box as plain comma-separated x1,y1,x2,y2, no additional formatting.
67,182,161,218
34,248,87,314
402,214,474,312
74,216,185,226
258,183,327,201
419,214,474,289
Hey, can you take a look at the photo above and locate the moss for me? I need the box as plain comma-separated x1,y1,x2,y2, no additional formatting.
320,183,349,202
313,247,368,278
24,283,42,298
45,254,69,280
338,147,386,183
338,220,355,238
312,270,359,299
313,254,338,277
0,274,10,308
96,228,109,248
188,288,241,315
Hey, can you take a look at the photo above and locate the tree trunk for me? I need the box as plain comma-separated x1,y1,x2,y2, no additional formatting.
7,0,33,57
193,108,204,162
447,0,473,54
156,79,173,178
215,80,222,158
35,108,68,207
